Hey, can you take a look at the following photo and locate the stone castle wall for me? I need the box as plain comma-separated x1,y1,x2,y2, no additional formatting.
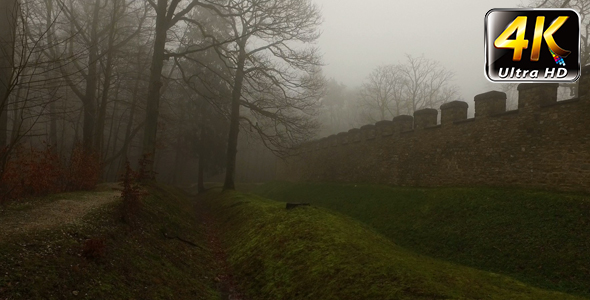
278,68,590,193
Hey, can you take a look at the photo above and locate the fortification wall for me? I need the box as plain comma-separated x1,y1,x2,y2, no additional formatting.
278,67,590,193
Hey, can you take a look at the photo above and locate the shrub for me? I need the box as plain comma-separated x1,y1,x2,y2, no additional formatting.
0,144,63,202
0,143,101,203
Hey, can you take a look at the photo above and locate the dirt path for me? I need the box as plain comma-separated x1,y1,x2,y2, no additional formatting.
0,190,120,239
195,200,245,300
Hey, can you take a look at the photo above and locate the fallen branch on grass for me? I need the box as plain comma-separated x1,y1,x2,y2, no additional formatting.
162,231,204,249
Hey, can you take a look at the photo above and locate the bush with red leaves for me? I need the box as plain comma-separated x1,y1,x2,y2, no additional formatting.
0,143,101,203
1,144,63,202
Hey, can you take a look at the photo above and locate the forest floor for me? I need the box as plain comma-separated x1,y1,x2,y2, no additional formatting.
195,199,245,300
2,182,589,299
0,185,119,240
0,181,245,300
0,184,220,299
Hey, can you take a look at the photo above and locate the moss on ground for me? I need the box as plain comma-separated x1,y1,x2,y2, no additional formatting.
201,190,585,300
4,181,588,299
254,182,590,298
0,184,219,300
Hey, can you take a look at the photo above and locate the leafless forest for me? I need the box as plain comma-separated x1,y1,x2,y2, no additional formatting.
0,0,587,201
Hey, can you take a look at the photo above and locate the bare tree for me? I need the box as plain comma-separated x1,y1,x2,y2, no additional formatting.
141,0,208,175
0,0,73,184
192,0,324,190
357,55,457,124
399,54,458,113
37,0,147,156
0,0,18,148
0,0,325,190
358,65,406,122
172,8,233,190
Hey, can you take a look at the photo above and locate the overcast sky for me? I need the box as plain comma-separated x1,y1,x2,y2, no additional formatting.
315,0,525,105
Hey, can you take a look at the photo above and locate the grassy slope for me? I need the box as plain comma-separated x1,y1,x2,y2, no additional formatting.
201,190,585,300
0,184,219,300
254,182,590,297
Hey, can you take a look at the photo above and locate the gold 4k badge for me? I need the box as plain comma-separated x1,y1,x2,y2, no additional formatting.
485,9,580,82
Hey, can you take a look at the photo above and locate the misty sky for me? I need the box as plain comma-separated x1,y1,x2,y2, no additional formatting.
316,0,525,107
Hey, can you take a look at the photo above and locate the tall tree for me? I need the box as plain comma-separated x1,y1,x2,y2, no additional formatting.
358,55,457,123
399,54,457,113
0,0,18,148
359,65,405,122
173,8,231,191
50,0,147,153
194,0,324,190
141,0,203,175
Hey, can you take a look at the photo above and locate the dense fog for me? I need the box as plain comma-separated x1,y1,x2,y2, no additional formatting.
0,0,585,196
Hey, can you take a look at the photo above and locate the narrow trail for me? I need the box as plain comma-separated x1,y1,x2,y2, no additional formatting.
195,199,246,300
0,190,119,240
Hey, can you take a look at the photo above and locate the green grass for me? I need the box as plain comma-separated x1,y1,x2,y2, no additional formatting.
253,182,590,297
0,184,220,300
201,190,586,300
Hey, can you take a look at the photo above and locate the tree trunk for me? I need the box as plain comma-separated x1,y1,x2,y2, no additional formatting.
82,68,97,151
94,45,114,154
197,153,205,194
0,0,17,148
172,129,183,184
118,43,144,172
49,101,58,147
8,78,22,143
94,0,119,153
223,45,247,190
82,0,101,152
45,0,58,148
141,0,168,176
104,81,121,181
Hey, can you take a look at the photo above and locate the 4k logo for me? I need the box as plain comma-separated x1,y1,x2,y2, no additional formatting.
485,9,580,82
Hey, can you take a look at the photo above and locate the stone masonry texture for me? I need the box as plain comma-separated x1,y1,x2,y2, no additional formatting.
278,68,590,193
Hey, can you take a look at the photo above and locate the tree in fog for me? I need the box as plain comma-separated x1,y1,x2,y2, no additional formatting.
141,0,212,175
173,8,231,192
191,101,227,193
0,0,18,149
8,0,155,182
400,54,457,113
157,73,228,190
358,55,457,123
194,0,324,190
42,0,149,154
0,0,71,173
358,65,405,122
